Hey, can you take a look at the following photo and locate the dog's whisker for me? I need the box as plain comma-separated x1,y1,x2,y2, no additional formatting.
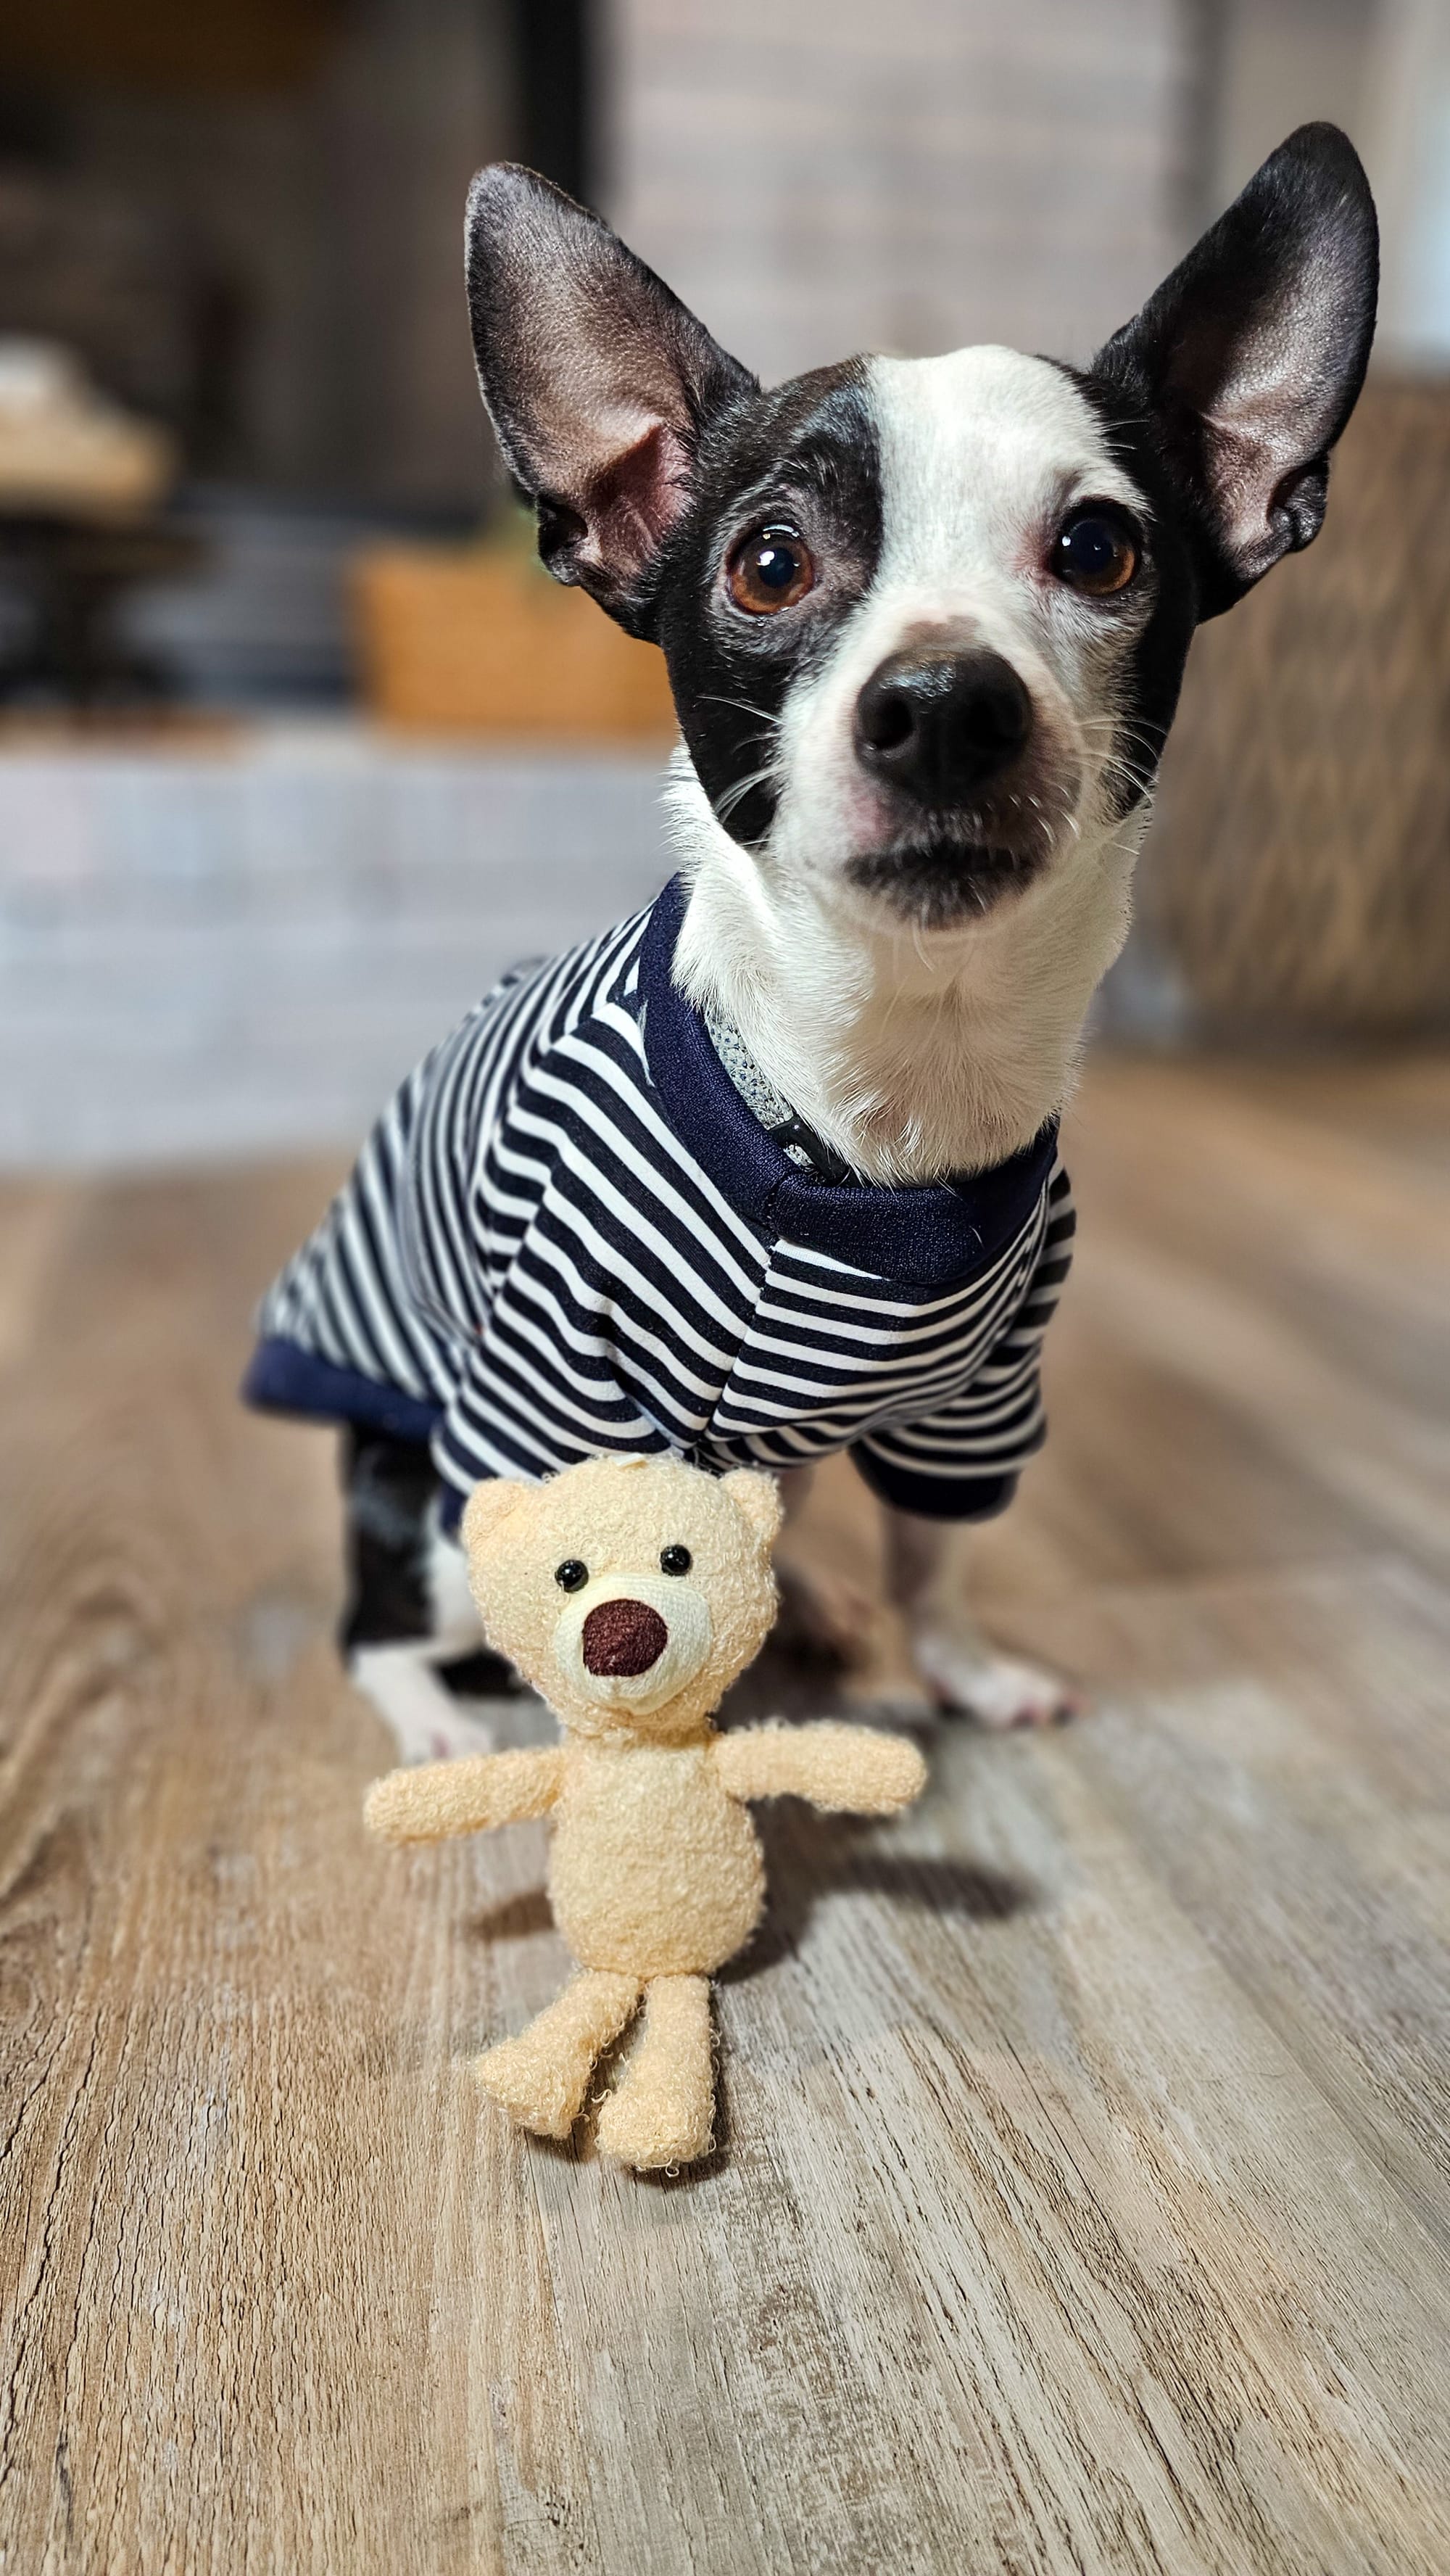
715,764,781,822
698,694,782,731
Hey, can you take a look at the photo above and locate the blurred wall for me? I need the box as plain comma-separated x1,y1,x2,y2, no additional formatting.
1366,0,1450,365
1206,0,1450,369
0,735,673,1168
605,0,1188,382
1206,0,1374,203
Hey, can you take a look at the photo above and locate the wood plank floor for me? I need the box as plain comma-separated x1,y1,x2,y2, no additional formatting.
3,1049,1449,2575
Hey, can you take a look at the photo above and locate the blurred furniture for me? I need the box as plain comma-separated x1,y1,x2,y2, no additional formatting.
125,489,441,709
0,340,195,705
1147,379,1450,1034
0,513,201,706
0,340,173,516
0,167,229,468
351,540,676,742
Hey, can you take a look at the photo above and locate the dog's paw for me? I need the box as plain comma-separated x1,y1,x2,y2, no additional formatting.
911,1630,1080,1729
396,1701,507,1764
349,1645,502,1765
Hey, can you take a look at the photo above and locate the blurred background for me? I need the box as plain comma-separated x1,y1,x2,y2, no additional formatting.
0,0,1447,1165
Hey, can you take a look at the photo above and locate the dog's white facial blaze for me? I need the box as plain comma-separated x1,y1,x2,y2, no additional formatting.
771,347,1153,912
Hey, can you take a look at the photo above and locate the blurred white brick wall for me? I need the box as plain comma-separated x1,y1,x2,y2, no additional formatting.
0,727,671,1168
607,0,1188,384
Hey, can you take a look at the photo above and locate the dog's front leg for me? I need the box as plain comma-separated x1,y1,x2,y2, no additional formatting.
884,1507,1078,1727
341,1428,521,1763
770,1463,878,1664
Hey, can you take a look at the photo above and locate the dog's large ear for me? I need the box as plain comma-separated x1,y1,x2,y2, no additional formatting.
465,165,756,635
1093,123,1377,618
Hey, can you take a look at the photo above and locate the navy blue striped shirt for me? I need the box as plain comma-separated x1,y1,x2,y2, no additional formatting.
244,876,1075,1525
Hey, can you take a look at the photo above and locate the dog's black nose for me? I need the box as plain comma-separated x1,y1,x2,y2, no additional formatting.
855,648,1032,803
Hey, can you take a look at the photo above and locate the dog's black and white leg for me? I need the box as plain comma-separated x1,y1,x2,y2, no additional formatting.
340,1427,523,1763
884,1506,1078,1727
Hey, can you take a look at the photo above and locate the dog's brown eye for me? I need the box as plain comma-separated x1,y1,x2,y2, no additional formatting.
555,1558,589,1592
727,526,814,614
1051,508,1138,597
660,1544,692,1575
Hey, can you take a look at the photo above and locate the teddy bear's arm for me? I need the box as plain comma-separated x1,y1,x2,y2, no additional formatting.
712,1723,925,1816
365,1748,566,1846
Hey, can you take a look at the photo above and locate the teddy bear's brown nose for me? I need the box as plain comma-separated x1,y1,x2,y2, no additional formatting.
581,1597,669,1677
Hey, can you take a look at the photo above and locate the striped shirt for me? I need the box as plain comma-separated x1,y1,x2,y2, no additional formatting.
244,875,1075,1527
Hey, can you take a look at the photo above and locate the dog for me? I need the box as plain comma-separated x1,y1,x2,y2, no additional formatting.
244,123,1376,1759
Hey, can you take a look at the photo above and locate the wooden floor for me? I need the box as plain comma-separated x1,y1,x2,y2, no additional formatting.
4,1049,1450,2575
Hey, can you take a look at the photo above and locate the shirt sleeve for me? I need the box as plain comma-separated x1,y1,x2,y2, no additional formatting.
849,1163,1076,1521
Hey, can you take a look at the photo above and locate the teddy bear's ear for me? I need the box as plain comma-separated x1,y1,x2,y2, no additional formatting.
461,1476,531,1552
721,1468,784,1551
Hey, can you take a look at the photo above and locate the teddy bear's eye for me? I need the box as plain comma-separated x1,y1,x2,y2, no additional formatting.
555,1558,589,1592
659,1545,692,1576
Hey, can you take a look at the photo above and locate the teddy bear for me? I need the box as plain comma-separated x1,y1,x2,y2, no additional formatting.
364,1453,925,2171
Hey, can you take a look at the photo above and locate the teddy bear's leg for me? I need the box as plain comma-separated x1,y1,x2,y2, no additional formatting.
477,1970,640,2140
594,1974,715,2171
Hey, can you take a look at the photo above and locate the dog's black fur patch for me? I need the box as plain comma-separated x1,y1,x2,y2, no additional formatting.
650,361,884,848
1058,373,1201,820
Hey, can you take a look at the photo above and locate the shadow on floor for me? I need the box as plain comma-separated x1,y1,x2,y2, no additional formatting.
724,1805,1033,1976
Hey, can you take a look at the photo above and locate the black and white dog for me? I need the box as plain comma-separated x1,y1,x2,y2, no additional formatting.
249,124,1375,1752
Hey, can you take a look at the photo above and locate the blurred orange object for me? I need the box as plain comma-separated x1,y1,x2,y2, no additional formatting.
351,542,677,743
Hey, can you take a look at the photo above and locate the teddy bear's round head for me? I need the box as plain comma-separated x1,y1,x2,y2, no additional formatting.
461,1454,783,1741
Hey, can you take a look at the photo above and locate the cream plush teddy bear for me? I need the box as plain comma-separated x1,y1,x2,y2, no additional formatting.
365,1453,925,2171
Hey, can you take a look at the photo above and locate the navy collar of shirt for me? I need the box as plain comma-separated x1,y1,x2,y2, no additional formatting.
638,874,1058,1292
